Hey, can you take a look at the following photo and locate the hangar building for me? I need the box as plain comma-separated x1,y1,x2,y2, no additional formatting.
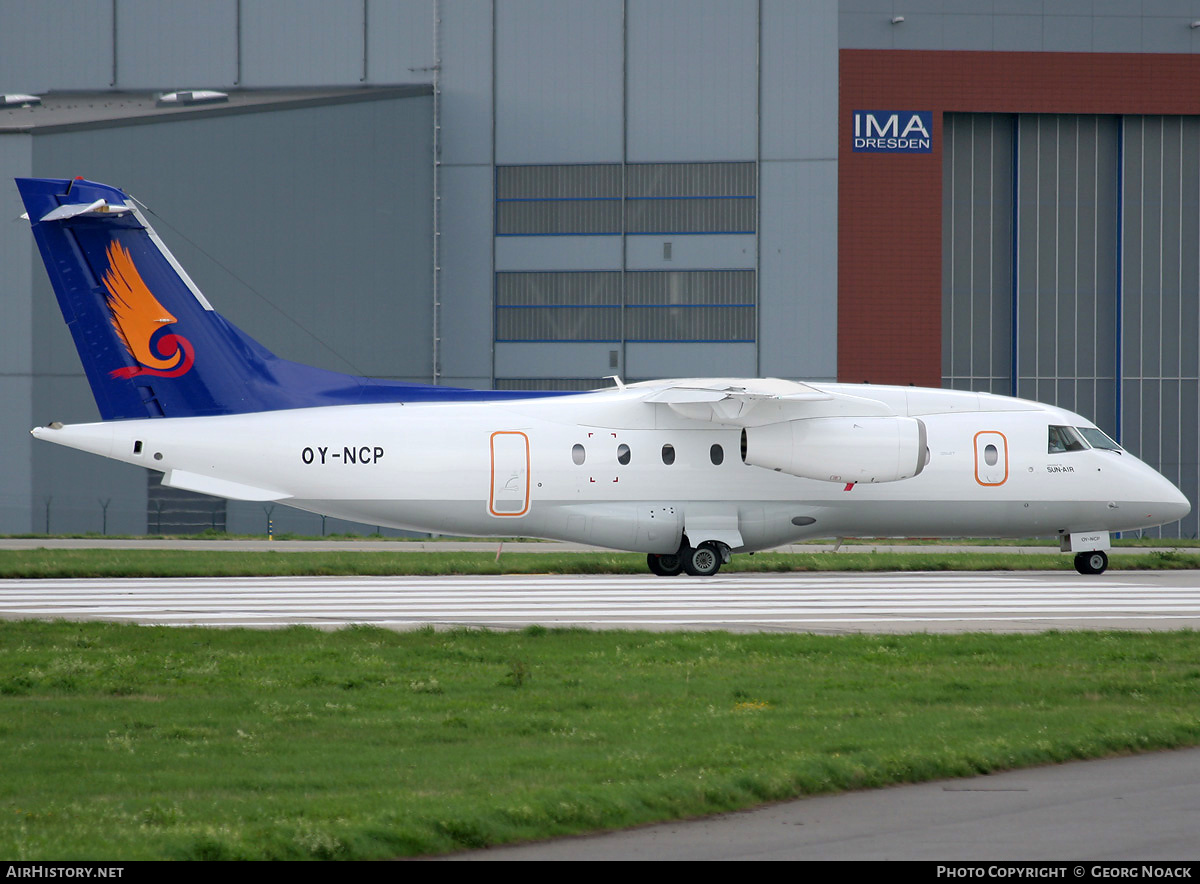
1,1,1197,538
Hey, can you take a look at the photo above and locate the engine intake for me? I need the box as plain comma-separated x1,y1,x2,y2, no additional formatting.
741,416,927,484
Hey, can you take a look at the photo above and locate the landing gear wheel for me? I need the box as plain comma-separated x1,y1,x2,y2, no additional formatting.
647,552,684,577
683,542,723,577
1074,550,1108,575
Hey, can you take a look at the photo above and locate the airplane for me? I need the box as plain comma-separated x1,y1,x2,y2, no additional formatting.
15,176,1192,577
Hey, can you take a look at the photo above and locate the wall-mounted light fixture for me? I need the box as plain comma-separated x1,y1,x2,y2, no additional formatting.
2,94,42,107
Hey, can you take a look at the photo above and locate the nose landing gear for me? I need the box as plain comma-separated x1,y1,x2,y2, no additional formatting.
1074,550,1109,575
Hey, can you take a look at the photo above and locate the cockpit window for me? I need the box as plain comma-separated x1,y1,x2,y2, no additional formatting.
1077,427,1122,452
1048,425,1088,453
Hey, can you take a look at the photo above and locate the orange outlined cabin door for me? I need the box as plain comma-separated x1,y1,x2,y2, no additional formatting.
489,431,530,516
974,431,1008,486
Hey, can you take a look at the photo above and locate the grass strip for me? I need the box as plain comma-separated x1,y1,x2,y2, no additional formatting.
0,548,1199,578
1,623,1198,859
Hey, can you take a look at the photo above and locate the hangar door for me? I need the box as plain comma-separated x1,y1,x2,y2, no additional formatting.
943,113,1200,538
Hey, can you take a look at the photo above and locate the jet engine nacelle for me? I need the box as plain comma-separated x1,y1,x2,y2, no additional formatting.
742,416,927,484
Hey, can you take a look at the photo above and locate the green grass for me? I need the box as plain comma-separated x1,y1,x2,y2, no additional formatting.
0,547,1199,578
1,622,1198,859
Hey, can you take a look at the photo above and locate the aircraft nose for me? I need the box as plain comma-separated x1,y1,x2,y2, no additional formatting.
1147,470,1191,525
1162,482,1192,524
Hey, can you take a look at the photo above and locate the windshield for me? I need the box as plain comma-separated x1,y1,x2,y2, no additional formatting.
1076,426,1122,452
1048,425,1088,453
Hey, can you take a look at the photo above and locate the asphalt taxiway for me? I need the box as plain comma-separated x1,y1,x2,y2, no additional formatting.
440,746,1200,860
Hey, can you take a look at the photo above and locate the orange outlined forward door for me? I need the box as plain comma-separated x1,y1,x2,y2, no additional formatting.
489,431,530,516
974,431,1008,486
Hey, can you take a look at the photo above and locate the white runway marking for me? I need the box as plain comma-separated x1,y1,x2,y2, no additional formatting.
2,572,1199,632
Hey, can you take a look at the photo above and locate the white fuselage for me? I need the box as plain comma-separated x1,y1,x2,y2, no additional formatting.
33,384,1190,552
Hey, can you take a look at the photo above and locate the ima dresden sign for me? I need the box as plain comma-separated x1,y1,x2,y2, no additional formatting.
853,110,933,153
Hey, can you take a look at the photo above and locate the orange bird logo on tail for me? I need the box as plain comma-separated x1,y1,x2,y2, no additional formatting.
101,241,194,378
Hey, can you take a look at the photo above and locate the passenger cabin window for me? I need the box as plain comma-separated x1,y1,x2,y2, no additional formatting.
572,444,586,465
617,443,631,465
984,444,999,466
1047,425,1087,454
710,443,724,466
661,443,675,465
1077,427,1122,452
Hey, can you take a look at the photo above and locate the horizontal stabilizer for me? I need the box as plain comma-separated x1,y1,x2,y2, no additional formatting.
40,199,133,222
161,469,292,501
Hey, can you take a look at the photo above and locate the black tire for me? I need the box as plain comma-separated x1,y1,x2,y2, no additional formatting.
1074,550,1108,575
647,552,684,577
682,542,723,577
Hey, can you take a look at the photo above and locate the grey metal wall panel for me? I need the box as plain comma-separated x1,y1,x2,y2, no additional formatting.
624,234,756,270
116,0,238,89
498,272,621,306
494,341,620,378
494,377,609,391
626,0,758,162
940,14,998,51
499,164,621,198
1092,15,1145,54
625,197,754,234
0,0,113,92
890,13,947,50
32,96,433,382
625,342,756,380
440,0,494,166
1141,14,1197,54
0,379,34,531
240,0,365,86
1014,115,1119,429
0,133,33,531
758,160,838,380
838,7,1200,54
761,0,837,162
0,134,33,376
498,199,622,235
497,306,621,341
496,236,623,271
364,0,435,84
1042,16,1094,53
944,110,1197,536
625,161,754,197
495,0,623,163
438,164,495,387
942,113,1014,396
838,12,895,50
991,15,1043,51
1121,115,1200,538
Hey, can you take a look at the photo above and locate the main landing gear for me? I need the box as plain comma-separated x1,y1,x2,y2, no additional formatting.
1074,550,1109,575
647,540,730,577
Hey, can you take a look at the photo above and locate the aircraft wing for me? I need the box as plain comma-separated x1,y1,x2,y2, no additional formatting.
639,378,896,426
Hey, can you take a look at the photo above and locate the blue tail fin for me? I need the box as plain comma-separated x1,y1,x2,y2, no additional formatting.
18,177,552,419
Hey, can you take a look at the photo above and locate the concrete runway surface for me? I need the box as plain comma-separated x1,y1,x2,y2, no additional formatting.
1,570,1199,633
